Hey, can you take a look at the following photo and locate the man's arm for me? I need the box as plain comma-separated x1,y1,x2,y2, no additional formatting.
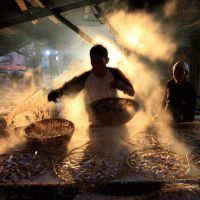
108,67,135,96
110,79,135,96
48,71,91,102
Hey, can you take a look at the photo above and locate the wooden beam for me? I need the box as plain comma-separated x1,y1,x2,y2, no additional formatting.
40,0,95,45
15,0,28,11
14,49,32,58
0,0,110,29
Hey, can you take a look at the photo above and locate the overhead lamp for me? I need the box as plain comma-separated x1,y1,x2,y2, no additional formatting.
46,50,50,55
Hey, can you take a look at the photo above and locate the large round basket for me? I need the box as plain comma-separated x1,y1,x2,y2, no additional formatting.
24,118,75,146
90,97,139,126
127,148,190,179
54,149,122,183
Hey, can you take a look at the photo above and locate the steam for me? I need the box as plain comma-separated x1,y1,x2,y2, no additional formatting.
100,1,194,156
51,59,90,89
1,0,198,158
51,1,183,147
0,128,26,154
108,10,177,62
0,67,45,154
163,0,200,20
60,91,90,126
105,8,177,131
44,4,182,159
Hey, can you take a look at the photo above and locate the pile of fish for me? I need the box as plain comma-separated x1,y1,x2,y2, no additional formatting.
0,151,52,183
175,128,200,146
188,148,200,169
54,151,121,183
127,149,190,179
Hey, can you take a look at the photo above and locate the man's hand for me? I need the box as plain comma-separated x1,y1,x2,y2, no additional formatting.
110,80,127,91
109,80,119,89
48,90,61,103
110,80,135,96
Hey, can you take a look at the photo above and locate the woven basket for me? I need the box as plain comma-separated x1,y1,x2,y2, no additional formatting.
90,97,139,126
24,118,75,146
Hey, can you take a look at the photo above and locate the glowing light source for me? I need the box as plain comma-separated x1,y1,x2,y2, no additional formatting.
46,50,50,55
95,37,122,67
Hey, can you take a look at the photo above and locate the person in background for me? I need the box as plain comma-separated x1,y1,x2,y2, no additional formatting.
48,44,135,125
154,61,196,123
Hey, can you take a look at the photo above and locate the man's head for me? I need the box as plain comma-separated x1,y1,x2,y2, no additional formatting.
90,44,108,59
90,44,110,77
173,61,189,83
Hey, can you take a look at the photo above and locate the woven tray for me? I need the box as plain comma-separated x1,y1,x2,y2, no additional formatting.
122,131,173,149
54,149,122,183
0,150,52,183
188,148,200,170
127,148,190,179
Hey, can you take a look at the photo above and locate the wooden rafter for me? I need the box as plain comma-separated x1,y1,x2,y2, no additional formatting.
15,0,28,11
26,0,44,7
0,27,22,36
47,16,60,24
15,0,41,25
40,0,95,44
0,0,110,29
14,49,32,58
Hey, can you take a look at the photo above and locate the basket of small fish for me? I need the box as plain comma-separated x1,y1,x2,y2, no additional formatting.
54,148,122,184
24,118,75,145
127,148,190,179
187,148,200,171
90,97,139,126
0,151,52,183
122,131,173,149
174,126,200,146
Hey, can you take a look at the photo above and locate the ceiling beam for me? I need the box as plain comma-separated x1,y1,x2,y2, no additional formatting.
0,0,110,29
40,0,95,45
14,49,32,58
